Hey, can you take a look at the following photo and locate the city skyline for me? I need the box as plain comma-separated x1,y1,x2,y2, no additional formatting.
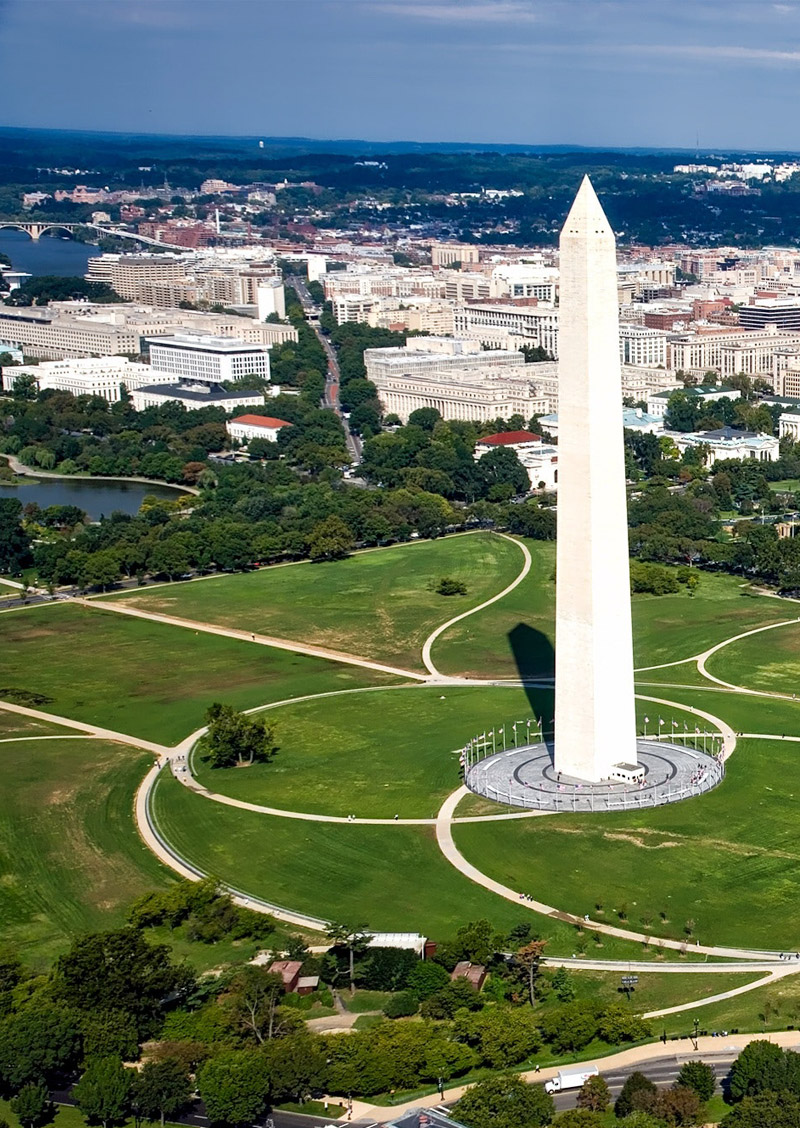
4,0,800,149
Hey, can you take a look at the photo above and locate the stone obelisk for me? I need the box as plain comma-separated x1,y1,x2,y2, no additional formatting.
553,176,638,781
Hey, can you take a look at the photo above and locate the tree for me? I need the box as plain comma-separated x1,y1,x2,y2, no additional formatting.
10,1083,49,1128
0,1000,82,1090
325,922,370,994
223,967,288,1043
436,576,467,596
555,1113,604,1128
651,1086,703,1127
307,515,355,561
0,499,31,573
54,928,195,1036
406,961,450,1001
477,446,530,497
408,407,442,432
720,1091,800,1128
729,1041,791,1102
204,704,279,769
132,1059,191,1128
263,1033,328,1102
453,1076,554,1128
676,1061,715,1102
517,940,547,1006
196,1050,271,1127
615,1072,657,1118
578,1076,611,1113
73,1056,132,1128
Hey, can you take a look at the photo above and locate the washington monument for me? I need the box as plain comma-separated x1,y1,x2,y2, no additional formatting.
553,176,638,782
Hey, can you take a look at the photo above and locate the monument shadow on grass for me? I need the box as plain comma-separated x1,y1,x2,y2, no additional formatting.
508,622,555,739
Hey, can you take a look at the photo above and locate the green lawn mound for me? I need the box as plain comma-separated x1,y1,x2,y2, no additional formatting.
106,531,525,671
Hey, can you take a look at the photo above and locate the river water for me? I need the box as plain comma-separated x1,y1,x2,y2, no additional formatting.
0,228,97,276
0,477,186,520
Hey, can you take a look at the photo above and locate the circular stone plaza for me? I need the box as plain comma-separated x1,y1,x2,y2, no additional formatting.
463,734,725,814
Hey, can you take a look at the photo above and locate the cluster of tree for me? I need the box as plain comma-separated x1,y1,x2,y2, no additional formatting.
3,275,121,307
203,703,279,769
360,410,532,501
630,561,700,596
0,498,32,573
128,878,277,944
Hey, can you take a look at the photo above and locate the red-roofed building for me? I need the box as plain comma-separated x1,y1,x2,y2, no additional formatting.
474,429,558,491
476,430,542,450
267,959,319,996
227,414,293,443
450,961,487,991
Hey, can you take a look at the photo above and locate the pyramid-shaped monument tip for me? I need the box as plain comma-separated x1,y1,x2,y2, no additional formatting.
562,174,612,237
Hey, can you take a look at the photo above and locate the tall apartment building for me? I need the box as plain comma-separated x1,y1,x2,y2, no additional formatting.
146,334,270,384
86,254,191,300
739,299,800,332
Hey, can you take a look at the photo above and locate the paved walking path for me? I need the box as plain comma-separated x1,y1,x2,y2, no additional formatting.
643,968,790,1019
697,617,800,696
421,533,531,677
0,700,169,757
78,598,428,681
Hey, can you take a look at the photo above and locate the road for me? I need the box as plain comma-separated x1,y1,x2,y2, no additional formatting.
289,275,362,465
548,1050,741,1113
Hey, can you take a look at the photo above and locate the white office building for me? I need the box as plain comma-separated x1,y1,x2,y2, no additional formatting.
227,413,293,443
147,334,270,384
130,384,266,413
619,325,669,368
0,356,172,402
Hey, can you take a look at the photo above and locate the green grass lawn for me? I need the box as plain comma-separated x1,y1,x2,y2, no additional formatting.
432,539,556,678
0,737,173,969
636,683,800,737
657,970,800,1038
152,771,663,957
193,684,555,818
432,553,788,679
192,687,708,819
769,479,800,492
0,711,74,737
455,736,800,949
705,617,800,695
105,532,525,671
0,1102,185,1128
0,603,401,744
539,968,760,1015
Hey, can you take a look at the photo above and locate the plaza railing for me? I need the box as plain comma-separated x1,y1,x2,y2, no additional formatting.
460,718,726,812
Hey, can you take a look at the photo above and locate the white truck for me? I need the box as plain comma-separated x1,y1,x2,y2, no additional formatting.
544,1066,599,1094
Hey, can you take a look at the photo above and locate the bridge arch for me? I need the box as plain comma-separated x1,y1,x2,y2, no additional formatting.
0,222,78,241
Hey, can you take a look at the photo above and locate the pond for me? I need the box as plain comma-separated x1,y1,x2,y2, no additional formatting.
0,476,187,520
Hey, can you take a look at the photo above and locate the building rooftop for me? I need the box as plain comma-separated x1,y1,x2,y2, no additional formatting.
137,384,264,404
230,414,292,428
146,333,268,353
478,430,542,446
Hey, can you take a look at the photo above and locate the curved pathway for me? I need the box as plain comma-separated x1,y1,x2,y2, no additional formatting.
697,617,800,695
434,784,783,961
643,968,788,1020
421,533,532,677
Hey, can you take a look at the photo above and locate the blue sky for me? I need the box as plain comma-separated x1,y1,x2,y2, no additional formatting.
4,0,800,149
